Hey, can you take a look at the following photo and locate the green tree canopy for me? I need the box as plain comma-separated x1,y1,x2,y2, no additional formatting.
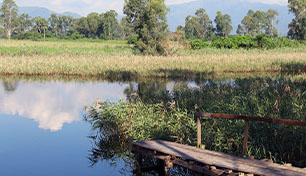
124,0,169,55
288,0,306,40
237,9,279,36
0,0,18,40
265,9,279,37
184,8,214,39
75,11,120,39
32,16,48,38
16,13,32,34
214,11,232,37
101,10,120,40
120,16,133,40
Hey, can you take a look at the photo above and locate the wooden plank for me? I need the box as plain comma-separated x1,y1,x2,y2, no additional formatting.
132,140,306,176
197,113,306,127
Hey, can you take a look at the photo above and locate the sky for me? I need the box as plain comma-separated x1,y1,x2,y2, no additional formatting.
11,0,288,16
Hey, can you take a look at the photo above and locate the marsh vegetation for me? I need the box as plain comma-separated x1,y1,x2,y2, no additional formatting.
84,76,306,172
0,40,306,79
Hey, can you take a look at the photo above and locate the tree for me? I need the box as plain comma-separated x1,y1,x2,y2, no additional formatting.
101,10,120,40
288,0,306,40
195,8,214,38
85,12,100,38
214,11,232,37
57,15,75,37
49,14,59,37
265,9,279,37
120,16,133,40
238,9,278,36
184,8,214,39
185,15,201,39
124,0,169,55
16,13,32,33
0,0,18,40
236,24,245,35
32,17,48,39
239,10,261,36
176,25,184,31
75,17,90,37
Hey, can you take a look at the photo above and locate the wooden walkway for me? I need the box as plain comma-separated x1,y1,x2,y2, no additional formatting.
132,140,306,176
132,113,306,176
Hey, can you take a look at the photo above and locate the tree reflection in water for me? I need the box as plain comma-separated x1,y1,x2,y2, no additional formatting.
2,80,19,93
85,77,306,175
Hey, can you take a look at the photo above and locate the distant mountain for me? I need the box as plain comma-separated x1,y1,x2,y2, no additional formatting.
18,6,82,19
167,0,293,35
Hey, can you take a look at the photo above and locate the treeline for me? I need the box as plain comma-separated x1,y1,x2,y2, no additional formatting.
176,8,279,40
174,7,305,50
0,0,127,40
1,0,305,54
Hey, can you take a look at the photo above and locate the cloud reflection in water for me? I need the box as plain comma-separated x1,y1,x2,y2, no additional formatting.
0,80,128,132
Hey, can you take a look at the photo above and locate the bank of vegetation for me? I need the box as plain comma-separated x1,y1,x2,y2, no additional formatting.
85,77,306,168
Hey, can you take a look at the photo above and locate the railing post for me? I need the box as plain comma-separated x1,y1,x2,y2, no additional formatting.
197,116,201,148
243,120,249,156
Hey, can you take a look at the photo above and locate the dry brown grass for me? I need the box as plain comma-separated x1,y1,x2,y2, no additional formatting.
0,39,305,78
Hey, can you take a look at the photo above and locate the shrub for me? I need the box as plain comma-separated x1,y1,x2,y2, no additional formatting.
189,39,203,49
13,32,43,40
100,34,109,40
212,35,257,49
127,34,138,45
70,32,84,40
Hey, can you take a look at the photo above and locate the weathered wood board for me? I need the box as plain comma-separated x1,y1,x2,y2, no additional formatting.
132,140,306,176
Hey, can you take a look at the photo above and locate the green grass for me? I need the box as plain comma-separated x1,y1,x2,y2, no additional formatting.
0,39,305,78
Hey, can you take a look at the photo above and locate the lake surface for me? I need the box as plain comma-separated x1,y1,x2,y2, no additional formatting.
0,76,305,175
0,79,131,176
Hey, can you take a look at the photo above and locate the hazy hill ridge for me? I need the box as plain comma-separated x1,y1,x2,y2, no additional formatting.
18,6,81,19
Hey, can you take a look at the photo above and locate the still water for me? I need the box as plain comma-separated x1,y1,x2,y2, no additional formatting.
0,79,131,176
0,76,305,175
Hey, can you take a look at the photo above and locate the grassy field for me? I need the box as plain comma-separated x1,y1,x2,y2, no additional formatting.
0,39,305,79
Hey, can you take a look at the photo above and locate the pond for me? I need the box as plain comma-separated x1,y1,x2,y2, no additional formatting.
0,75,305,175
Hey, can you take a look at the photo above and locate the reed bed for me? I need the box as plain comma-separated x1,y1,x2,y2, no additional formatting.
0,39,305,78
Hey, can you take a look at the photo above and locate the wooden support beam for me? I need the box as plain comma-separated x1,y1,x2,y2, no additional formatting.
197,116,201,148
243,120,249,156
134,153,143,176
140,165,160,172
172,159,218,176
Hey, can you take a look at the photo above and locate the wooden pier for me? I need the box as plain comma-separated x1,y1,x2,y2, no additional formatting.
132,113,306,176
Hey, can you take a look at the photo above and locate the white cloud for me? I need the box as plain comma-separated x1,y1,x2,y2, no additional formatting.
248,0,287,6
0,80,128,131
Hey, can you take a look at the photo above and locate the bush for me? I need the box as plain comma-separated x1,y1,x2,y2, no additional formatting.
13,32,43,40
189,39,210,50
100,34,110,40
127,34,138,45
212,35,257,49
70,32,84,40
190,39,203,49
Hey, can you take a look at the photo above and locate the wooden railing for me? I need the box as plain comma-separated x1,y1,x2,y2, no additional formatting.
196,113,306,156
